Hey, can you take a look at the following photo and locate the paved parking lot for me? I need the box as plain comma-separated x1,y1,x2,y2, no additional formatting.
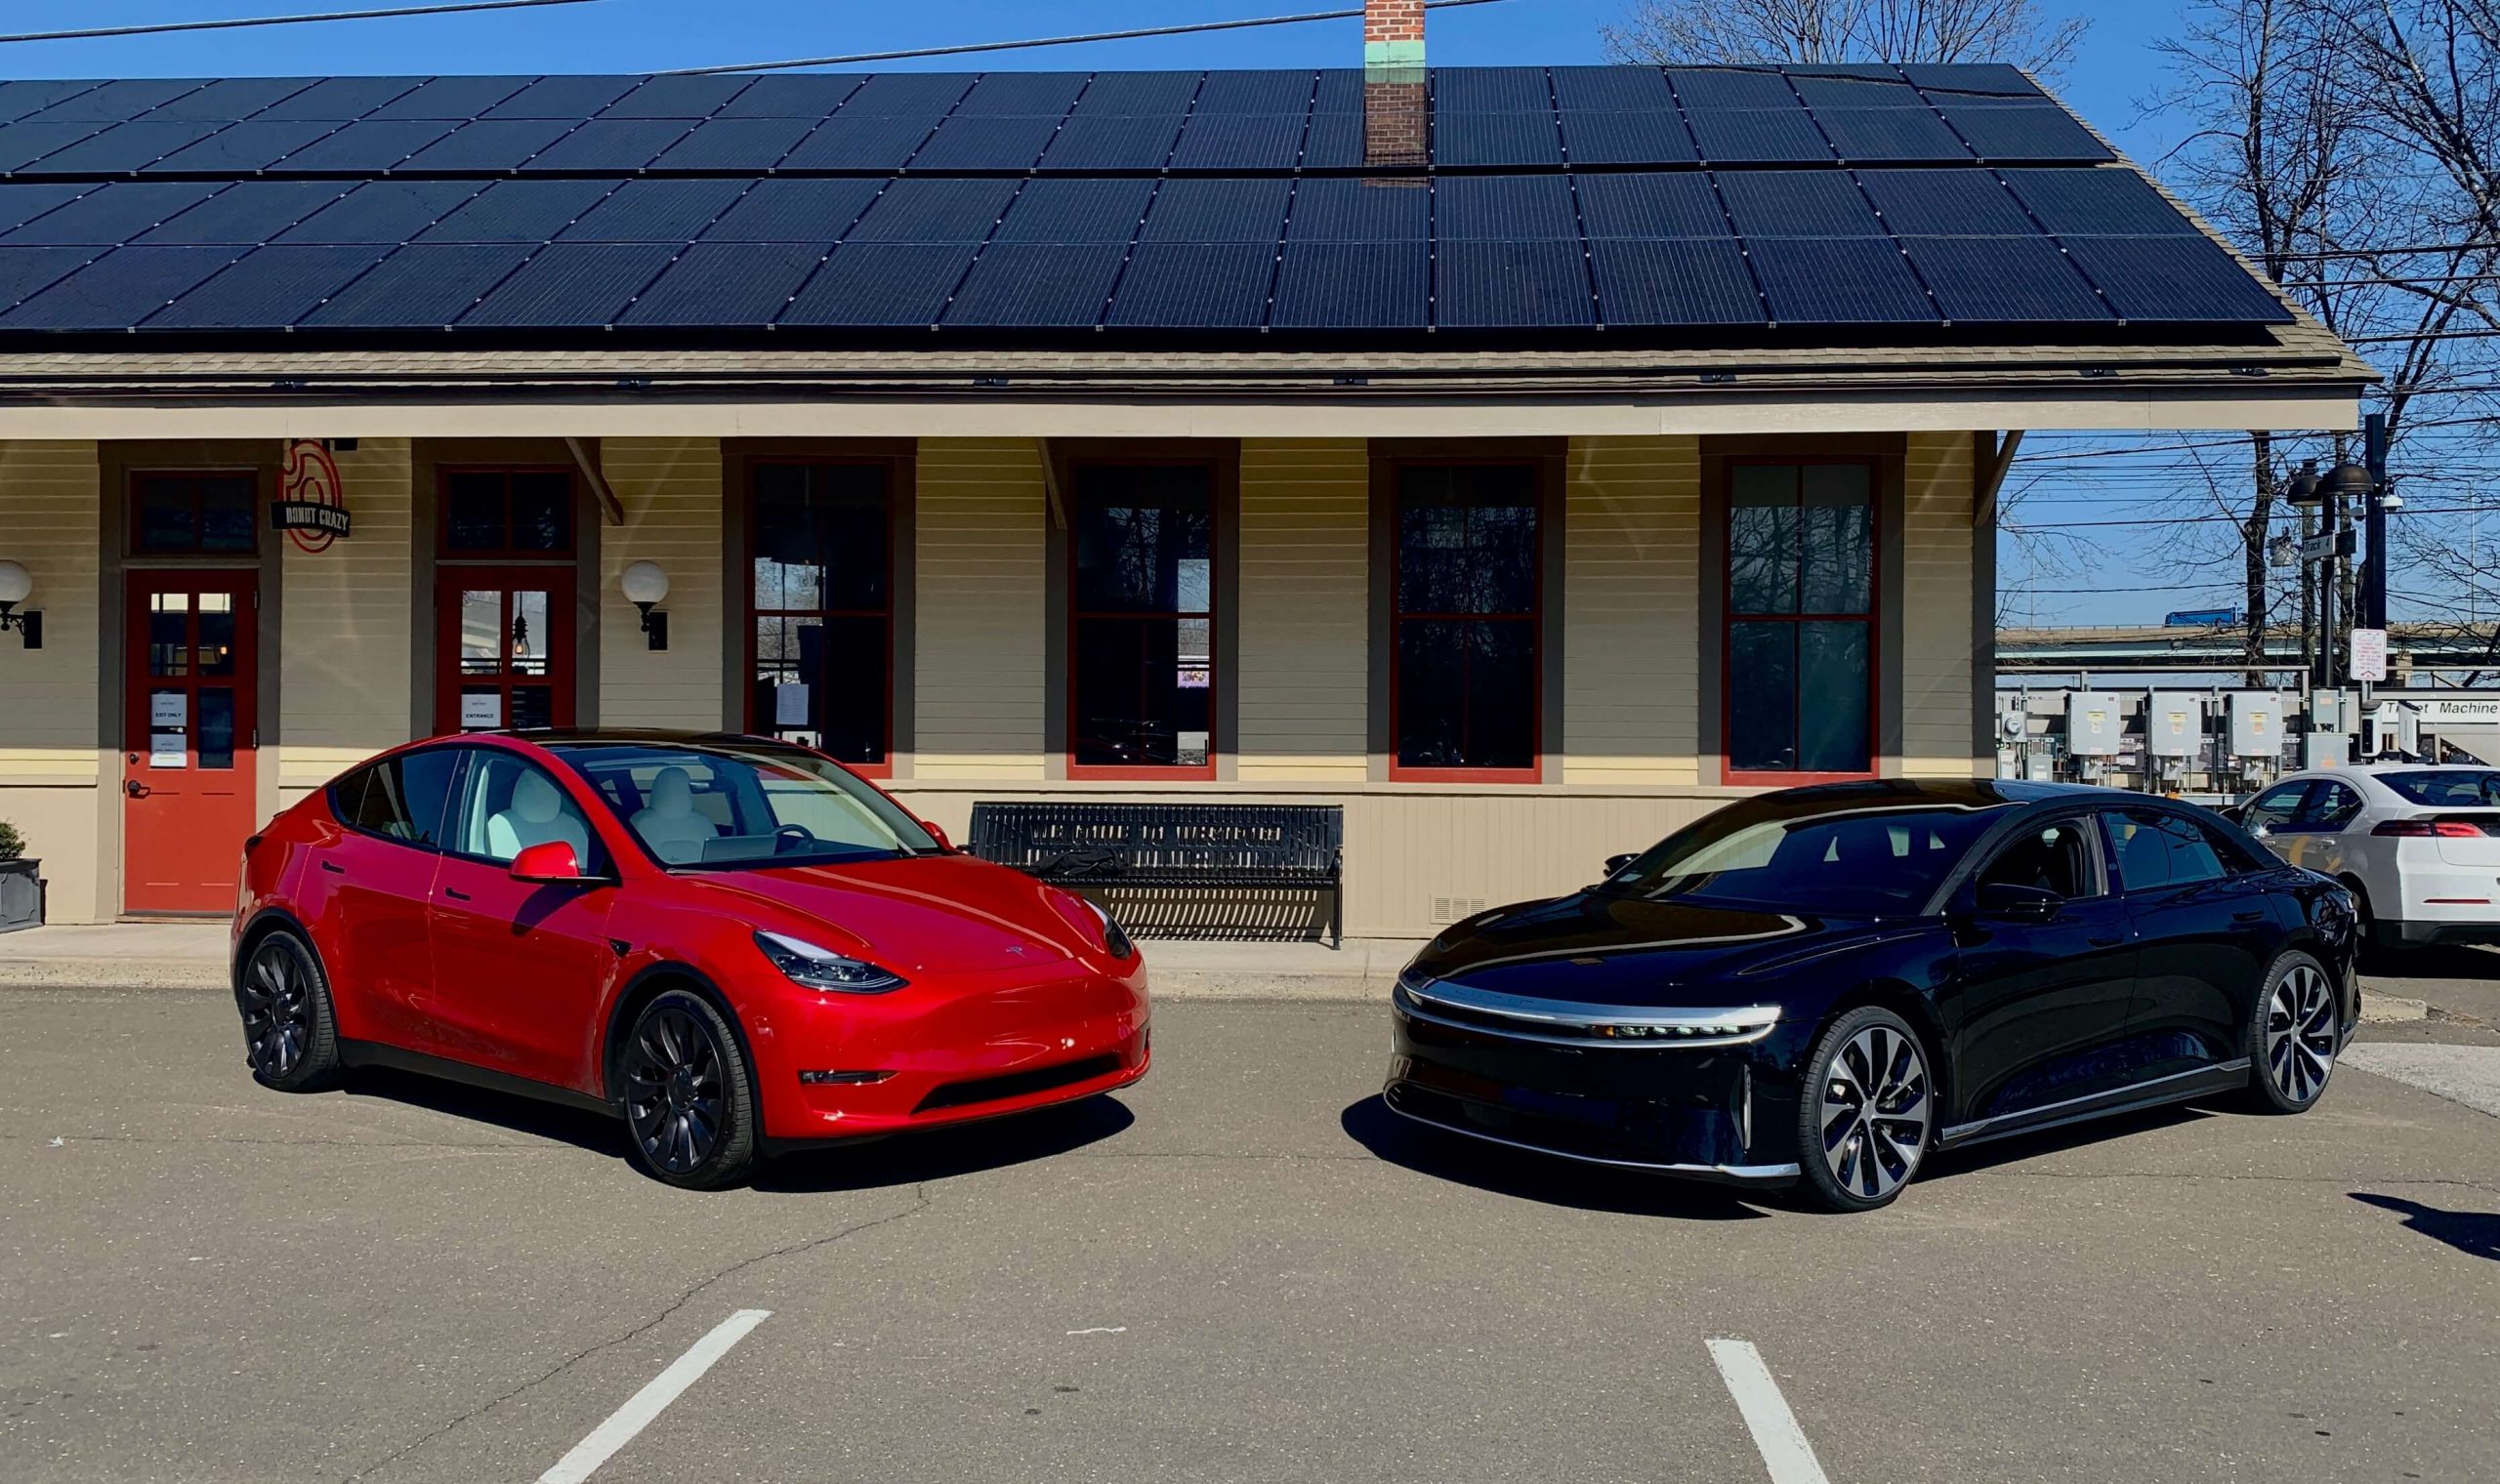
2,975,2496,1484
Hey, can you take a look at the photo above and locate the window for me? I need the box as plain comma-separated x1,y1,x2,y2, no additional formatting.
442,469,572,556
2109,810,2228,892
1604,796,2003,914
1393,463,1540,778
133,474,258,555
2242,782,2312,832
1725,462,1876,780
331,749,463,847
749,462,892,770
558,741,938,869
1070,463,1215,774
446,750,599,866
2299,780,2365,831
2379,769,2500,807
1978,818,2100,899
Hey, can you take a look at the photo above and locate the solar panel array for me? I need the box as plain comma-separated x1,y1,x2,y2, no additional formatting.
0,66,2294,336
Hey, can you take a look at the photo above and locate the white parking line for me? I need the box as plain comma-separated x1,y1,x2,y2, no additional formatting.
537,1309,771,1484
1707,1337,1833,1484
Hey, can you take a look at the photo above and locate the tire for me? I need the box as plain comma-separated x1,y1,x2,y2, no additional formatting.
235,928,342,1092
2342,879,2401,969
615,989,760,1190
1793,1006,1936,1214
2243,950,2340,1115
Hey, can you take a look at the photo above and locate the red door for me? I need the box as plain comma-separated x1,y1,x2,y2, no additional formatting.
124,570,260,914
437,567,575,735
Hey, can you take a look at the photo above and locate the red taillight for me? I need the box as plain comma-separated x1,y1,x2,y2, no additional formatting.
2373,818,2487,838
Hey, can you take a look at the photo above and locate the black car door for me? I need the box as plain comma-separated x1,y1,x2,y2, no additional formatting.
2107,806,2282,1084
1944,811,2142,1125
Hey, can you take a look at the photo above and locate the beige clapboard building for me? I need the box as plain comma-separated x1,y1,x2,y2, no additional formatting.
0,38,2368,935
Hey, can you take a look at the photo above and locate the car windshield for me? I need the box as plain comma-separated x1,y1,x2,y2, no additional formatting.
2378,769,2500,807
551,741,939,870
1599,795,2010,914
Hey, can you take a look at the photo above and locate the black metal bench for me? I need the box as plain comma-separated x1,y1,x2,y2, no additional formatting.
968,802,1345,946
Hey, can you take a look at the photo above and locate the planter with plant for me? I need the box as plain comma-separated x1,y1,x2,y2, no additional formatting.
0,818,40,931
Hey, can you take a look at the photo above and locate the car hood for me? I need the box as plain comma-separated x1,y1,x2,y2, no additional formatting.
1408,891,1910,1010
675,854,1097,974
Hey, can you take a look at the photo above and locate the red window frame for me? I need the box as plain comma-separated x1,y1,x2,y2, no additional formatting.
438,464,577,559
1064,455,1221,782
742,455,897,779
433,564,578,735
1720,455,1880,787
1386,457,1544,785
128,470,262,556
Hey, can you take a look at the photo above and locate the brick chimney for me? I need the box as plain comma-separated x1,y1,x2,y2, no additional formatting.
1364,0,1427,167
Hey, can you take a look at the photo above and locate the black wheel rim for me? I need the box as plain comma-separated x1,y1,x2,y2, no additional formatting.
239,942,311,1079
1820,1023,1930,1202
623,1006,726,1175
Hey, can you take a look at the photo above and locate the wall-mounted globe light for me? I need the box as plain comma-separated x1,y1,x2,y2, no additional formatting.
621,560,670,651
0,560,39,649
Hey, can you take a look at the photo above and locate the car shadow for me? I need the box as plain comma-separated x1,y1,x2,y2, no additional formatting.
342,1066,626,1157
2366,943,2500,981
1337,1095,1770,1220
1918,1101,2210,1181
2351,1192,2500,1261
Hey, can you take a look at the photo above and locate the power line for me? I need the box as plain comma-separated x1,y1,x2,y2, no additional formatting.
663,0,1518,76
2008,503,2500,532
0,0,605,44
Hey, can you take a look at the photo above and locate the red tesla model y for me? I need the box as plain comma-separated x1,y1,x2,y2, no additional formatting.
229,730,1149,1188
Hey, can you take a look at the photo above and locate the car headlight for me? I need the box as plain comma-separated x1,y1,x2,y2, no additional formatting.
753,930,907,994
1077,896,1135,960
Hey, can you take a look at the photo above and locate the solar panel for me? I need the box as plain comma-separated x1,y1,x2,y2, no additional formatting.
481,76,641,120
419,179,616,242
1286,177,1428,241
1790,74,1917,107
1192,71,1312,114
1035,115,1186,171
1104,242,1273,327
1901,235,2111,322
1269,241,1428,328
21,80,208,125
368,77,530,121
620,241,823,325
459,241,674,325
25,121,228,175
1667,68,1798,109
2057,235,2292,321
0,244,246,329
0,183,224,245
1436,239,1594,328
1557,111,1696,166
843,178,1018,243
1139,178,1291,242
1311,71,1366,113
397,119,580,172
299,242,531,326
562,179,748,241
278,180,481,243
991,178,1153,244
1434,68,1550,113
779,241,976,325
599,75,755,119
950,72,1086,116
715,75,865,118
252,77,423,121
1715,172,1884,236
1435,112,1563,169
1686,109,1834,164
906,114,1065,172
138,79,318,122
778,115,946,171
1854,168,2036,234
701,178,885,241
1550,66,1676,111
0,246,94,310
943,243,1124,326
1902,63,2041,99
145,121,345,174
1169,114,1306,171
1746,238,1936,322
1575,172,1729,239
1073,72,1200,114
1810,108,1970,163
0,83,107,125
841,74,976,114
144,243,392,327
0,184,86,236
1295,114,1363,171
135,181,353,244
651,117,816,172
1436,174,1576,240
1589,238,1764,324
1938,105,2112,162
1999,168,2200,235
272,119,453,173
517,118,692,172
0,124,114,174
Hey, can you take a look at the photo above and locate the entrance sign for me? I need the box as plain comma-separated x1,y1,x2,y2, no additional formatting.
274,440,350,551
460,692,503,729
2352,628,2389,682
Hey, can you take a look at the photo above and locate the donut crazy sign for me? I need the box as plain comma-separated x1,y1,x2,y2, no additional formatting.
271,439,352,552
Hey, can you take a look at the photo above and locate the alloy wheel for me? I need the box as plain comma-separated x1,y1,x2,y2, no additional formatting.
622,1006,727,1175
2266,965,2338,1103
239,941,312,1079
1820,1023,1932,1203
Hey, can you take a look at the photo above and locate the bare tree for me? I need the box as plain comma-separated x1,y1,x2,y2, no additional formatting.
1602,0,2088,73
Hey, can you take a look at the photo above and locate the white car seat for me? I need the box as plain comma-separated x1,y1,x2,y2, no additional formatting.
485,768,591,863
628,765,719,865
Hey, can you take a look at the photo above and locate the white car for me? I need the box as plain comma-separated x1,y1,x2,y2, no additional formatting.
2235,764,2500,953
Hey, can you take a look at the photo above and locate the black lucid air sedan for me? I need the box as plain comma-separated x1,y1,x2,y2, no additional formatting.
1385,781,2358,1213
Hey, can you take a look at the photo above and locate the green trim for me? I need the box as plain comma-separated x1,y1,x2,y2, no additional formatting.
1363,39,1426,67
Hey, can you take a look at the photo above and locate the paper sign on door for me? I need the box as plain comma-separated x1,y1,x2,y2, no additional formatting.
149,691,187,728
773,682,811,725
148,731,188,768
460,692,503,729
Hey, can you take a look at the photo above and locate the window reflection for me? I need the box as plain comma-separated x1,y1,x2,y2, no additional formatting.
133,474,257,556
444,470,573,556
750,462,891,764
1070,465,1216,770
1726,463,1874,776
1394,464,1539,772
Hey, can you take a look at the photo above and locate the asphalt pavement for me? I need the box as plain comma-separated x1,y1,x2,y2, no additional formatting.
1,985,2496,1484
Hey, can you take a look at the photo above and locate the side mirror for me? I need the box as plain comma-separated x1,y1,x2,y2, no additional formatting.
511,840,591,885
923,820,953,853
1604,852,1640,877
1975,881,2063,923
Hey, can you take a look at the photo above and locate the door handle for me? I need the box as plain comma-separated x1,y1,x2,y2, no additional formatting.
2232,909,2266,923
2087,934,2123,947
319,860,347,875
441,886,472,901
123,779,146,798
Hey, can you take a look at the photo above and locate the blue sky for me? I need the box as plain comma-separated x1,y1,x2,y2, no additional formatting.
11,2,2323,628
